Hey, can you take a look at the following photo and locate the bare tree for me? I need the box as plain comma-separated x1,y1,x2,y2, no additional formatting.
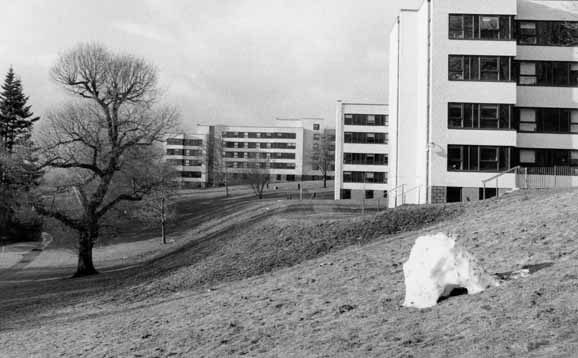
310,133,335,188
123,163,177,244
34,43,178,277
244,152,270,199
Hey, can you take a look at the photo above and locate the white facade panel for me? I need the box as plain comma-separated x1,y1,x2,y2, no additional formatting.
516,46,578,62
342,144,388,154
518,133,578,149
446,82,517,104
447,41,517,57
446,129,518,147
517,87,578,108
445,172,516,188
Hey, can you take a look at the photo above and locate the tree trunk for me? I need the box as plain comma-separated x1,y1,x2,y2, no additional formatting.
74,231,98,277
323,174,327,188
161,197,167,244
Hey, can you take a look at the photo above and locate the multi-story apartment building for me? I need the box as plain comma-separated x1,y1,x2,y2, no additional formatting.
164,133,206,187
334,101,389,200
388,0,578,207
166,119,334,187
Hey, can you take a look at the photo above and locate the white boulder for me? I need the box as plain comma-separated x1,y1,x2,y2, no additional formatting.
402,233,499,309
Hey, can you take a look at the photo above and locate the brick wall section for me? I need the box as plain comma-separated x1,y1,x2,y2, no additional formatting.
431,186,447,204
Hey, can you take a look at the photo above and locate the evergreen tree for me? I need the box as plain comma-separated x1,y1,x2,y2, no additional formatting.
0,67,39,153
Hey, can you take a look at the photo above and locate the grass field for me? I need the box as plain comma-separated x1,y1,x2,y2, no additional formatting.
1,188,578,357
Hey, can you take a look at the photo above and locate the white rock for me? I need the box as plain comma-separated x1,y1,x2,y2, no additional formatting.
402,233,499,309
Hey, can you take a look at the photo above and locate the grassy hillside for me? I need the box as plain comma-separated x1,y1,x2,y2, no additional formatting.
2,189,578,357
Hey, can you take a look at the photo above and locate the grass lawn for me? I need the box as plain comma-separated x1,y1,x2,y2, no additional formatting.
1,188,578,357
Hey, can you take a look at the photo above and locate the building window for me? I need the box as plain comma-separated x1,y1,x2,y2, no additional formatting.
167,138,201,146
341,189,351,200
517,148,578,167
518,22,537,45
480,16,500,40
448,103,513,130
519,109,537,132
516,61,578,87
519,62,537,85
344,132,387,144
516,21,578,46
480,57,499,80
448,145,512,172
365,190,374,199
448,14,512,40
449,55,511,81
180,171,202,178
313,134,321,140
343,171,387,184
516,108,578,134
313,124,320,130
344,114,388,126
344,153,388,166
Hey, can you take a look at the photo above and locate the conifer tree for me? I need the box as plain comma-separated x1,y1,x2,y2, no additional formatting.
0,67,39,153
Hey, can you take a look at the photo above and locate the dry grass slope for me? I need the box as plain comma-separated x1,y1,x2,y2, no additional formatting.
1,189,578,357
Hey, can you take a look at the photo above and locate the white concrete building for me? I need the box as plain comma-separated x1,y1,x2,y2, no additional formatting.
166,119,334,187
389,0,578,207
164,133,207,187
334,101,389,200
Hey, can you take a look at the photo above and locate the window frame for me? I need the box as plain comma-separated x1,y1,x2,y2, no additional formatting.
448,14,513,41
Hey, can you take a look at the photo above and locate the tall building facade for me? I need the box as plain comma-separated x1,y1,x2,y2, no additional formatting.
389,0,578,207
164,133,206,187
334,101,389,200
165,119,334,187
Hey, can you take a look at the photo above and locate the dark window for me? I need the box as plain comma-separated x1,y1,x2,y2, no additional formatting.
480,16,500,40
449,15,465,39
517,148,578,168
344,153,388,165
448,145,512,172
449,56,512,81
344,132,387,144
446,187,462,203
341,189,351,200
365,190,374,199
343,172,387,184
480,57,499,80
448,103,513,130
180,171,202,178
449,14,512,40
516,61,578,87
517,108,578,134
344,114,387,126
479,187,497,200
313,124,320,130
480,104,499,128
516,21,578,46
449,56,464,80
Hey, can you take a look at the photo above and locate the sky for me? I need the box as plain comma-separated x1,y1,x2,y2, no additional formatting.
0,0,422,131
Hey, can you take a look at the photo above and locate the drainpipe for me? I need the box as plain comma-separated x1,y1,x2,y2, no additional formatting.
425,0,432,204
395,15,401,208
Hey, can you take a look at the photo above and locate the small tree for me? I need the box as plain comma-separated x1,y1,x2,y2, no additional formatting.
129,163,177,244
244,153,270,199
35,43,178,277
310,133,335,188
0,67,39,153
